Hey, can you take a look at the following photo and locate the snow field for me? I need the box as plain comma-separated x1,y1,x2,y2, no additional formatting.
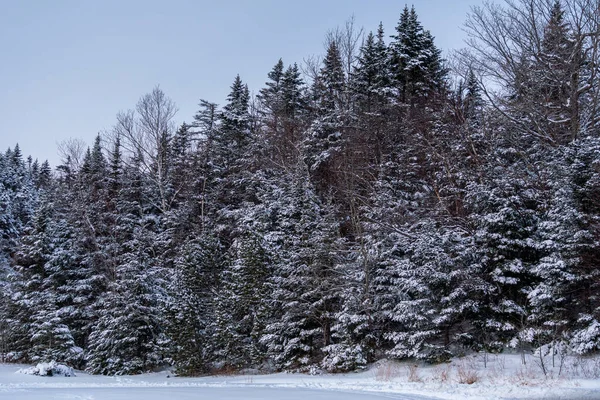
1,353,600,399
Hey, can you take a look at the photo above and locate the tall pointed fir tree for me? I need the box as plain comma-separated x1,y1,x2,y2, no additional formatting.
259,165,343,370
281,63,308,144
214,232,272,369
305,40,347,194
202,75,273,370
214,75,252,173
86,149,170,375
537,0,580,144
389,6,446,104
258,59,308,165
258,59,285,132
167,233,223,374
10,200,81,365
564,136,600,354
351,23,390,114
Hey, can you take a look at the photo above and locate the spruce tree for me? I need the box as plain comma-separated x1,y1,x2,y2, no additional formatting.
260,166,342,369
258,59,285,123
352,23,390,113
389,6,446,103
11,200,81,364
167,234,223,375
214,234,271,369
305,41,348,194
216,75,251,171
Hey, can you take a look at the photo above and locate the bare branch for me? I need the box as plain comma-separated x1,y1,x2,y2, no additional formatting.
57,138,87,171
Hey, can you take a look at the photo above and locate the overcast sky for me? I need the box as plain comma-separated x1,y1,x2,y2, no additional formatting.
0,0,480,167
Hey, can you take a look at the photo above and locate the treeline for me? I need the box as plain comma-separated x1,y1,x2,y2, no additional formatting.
0,0,599,375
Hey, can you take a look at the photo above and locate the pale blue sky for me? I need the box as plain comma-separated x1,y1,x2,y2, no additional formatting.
0,0,480,167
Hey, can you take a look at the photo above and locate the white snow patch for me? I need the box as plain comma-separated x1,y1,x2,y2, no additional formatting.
16,361,75,377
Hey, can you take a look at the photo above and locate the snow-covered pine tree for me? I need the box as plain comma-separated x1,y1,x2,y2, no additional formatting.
214,75,252,172
304,40,348,195
280,63,308,138
534,0,580,144
258,59,308,165
11,200,81,365
389,6,446,104
0,145,36,258
213,233,272,369
193,99,219,146
86,151,169,375
167,234,223,375
461,68,484,122
259,165,343,370
85,228,169,375
566,136,600,354
258,59,285,131
351,23,390,114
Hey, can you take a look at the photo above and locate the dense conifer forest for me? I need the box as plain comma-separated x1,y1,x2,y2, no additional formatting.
1,0,599,375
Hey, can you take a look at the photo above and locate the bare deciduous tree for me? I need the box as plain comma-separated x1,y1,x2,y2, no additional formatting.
57,138,88,172
115,86,178,212
459,0,600,144
303,15,364,85
302,54,323,83
325,14,365,77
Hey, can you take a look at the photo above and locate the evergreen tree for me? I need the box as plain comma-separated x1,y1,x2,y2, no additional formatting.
108,135,123,200
389,6,446,103
566,137,600,354
207,75,258,246
11,200,81,364
167,234,223,375
260,167,342,369
277,63,308,162
352,23,390,113
312,41,346,116
258,59,285,123
86,154,169,375
305,41,349,194
281,63,307,122
193,99,219,143
215,75,251,171
214,234,271,369
537,0,580,143
258,59,291,163
463,68,484,121
34,161,52,189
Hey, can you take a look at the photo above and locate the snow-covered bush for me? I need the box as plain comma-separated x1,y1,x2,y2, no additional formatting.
321,343,367,372
571,319,600,355
17,361,75,377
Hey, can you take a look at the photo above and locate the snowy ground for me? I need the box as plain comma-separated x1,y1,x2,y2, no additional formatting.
1,353,600,399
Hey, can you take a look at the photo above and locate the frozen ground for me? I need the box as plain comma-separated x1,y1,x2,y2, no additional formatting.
0,386,439,400
1,353,600,399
